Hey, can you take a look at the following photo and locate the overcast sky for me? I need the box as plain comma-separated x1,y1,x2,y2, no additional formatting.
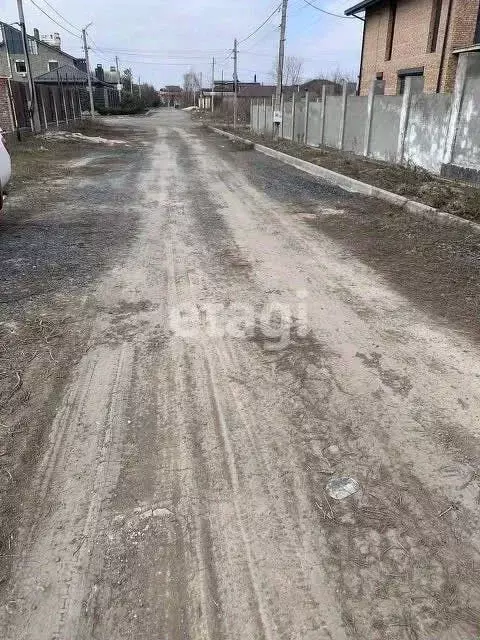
0,0,363,87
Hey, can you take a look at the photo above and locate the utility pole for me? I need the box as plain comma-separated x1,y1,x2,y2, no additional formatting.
273,0,288,138
233,38,238,129
16,0,39,132
211,57,215,113
115,55,122,97
82,24,95,117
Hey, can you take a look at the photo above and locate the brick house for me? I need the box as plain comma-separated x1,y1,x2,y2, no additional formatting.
346,0,480,95
0,23,86,82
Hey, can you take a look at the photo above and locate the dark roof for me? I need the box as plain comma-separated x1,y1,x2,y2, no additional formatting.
34,64,108,86
345,0,383,15
0,21,80,61
238,85,276,98
301,79,337,90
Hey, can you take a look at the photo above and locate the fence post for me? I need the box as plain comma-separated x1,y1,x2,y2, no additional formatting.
397,76,413,163
443,52,468,166
77,88,83,119
280,93,284,138
291,92,296,141
263,97,267,131
320,84,326,145
304,90,309,144
53,89,59,127
363,78,376,157
271,94,275,135
338,81,348,150
62,88,68,123
70,89,76,120
38,87,48,129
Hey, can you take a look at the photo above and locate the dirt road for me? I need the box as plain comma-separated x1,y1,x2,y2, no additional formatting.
1,110,480,640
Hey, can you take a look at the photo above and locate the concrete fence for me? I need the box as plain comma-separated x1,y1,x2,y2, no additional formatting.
250,51,480,181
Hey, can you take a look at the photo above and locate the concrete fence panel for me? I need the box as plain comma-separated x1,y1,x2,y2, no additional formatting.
324,96,342,148
343,95,368,154
283,101,293,140
265,105,273,135
404,93,452,173
294,102,305,144
452,54,480,170
251,102,258,131
369,96,403,162
307,101,322,146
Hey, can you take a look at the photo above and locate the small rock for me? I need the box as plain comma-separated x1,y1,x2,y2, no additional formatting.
326,445,340,456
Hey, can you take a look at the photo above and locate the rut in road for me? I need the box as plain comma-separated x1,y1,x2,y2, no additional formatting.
2,112,480,640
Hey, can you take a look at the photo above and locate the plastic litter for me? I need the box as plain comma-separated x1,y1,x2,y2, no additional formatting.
326,477,360,500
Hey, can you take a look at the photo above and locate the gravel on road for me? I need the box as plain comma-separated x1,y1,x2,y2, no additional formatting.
1,110,480,640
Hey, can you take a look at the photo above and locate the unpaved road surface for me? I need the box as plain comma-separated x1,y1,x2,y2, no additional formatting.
1,110,480,640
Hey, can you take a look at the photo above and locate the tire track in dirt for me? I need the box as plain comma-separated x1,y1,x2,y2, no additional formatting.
0,343,133,640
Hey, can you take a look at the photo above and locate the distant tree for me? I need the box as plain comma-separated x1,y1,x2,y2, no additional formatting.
183,69,201,106
122,68,133,93
271,56,304,87
317,67,357,85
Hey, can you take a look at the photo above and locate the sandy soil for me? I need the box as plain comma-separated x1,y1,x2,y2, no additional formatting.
0,110,480,640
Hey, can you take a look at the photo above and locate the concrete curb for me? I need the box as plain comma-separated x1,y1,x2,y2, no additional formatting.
208,125,480,234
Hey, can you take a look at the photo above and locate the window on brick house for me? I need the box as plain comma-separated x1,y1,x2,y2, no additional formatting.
385,0,397,61
397,68,424,95
428,0,442,52
15,60,26,73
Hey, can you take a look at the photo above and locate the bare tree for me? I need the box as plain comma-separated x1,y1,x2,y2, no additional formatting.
183,69,201,106
271,56,304,87
317,67,357,85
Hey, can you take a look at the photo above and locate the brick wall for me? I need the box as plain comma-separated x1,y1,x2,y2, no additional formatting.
359,0,480,95
0,77,14,132
442,0,480,90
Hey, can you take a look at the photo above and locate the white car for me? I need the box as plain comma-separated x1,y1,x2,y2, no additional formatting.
0,129,11,209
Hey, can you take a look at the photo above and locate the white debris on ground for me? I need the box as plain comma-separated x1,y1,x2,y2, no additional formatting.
43,130,127,146
182,106,198,112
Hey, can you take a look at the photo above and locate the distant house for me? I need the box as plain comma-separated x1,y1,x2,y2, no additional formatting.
95,64,122,89
283,79,355,98
0,22,118,131
345,0,480,95
159,86,183,107
0,23,86,82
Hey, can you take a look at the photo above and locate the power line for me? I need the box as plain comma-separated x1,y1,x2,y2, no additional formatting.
302,0,353,18
28,0,82,37
238,2,282,44
85,46,232,55
36,0,81,32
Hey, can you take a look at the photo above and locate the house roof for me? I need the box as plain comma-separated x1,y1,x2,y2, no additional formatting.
0,21,81,62
34,64,107,86
344,0,383,16
238,85,276,98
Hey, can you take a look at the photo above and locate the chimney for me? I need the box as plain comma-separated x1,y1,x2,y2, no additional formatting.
95,64,104,82
34,28,39,40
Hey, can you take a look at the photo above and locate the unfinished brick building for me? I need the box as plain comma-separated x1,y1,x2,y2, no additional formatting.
346,0,480,95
